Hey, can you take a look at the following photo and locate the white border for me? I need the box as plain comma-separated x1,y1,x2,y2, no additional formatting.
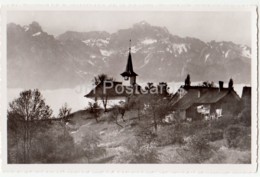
0,4,258,173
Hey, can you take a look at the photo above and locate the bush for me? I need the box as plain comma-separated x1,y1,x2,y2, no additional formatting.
80,131,106,162
99,112,113,122
238,108,251,127
237,134,251,151
31,123,82,163
115,137,160,163
130,144,160,163
155,125,184,146
211,116,238,130
188,134,210,155
224,125,249,149
85,102,102,122
177,134,213,163
203,129,223,142
182,121,209,136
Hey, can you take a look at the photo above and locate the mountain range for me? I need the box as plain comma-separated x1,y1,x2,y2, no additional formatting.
7,21,251,89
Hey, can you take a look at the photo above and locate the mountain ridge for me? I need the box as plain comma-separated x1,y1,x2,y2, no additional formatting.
7,21,251,89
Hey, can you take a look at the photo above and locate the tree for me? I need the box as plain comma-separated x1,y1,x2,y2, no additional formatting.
109,105,126,128
58,103,72,121
127,96,144,120
93,74,114,112
8,89,53,163
143,95,171,133
58,103,72,136
86,101,101,123
7,111,23,163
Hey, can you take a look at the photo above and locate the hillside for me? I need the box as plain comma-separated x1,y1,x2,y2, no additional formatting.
7,21,251,89
64,109,251,163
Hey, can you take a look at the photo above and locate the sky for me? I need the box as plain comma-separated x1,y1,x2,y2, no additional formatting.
7,11,251,46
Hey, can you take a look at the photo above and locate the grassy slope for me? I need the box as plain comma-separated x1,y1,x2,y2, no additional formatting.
66,110,251,164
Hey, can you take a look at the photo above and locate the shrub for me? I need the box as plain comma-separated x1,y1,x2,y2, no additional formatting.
238,108,251,127
177,134,213,163
135,124,157,145
188,134,210,155
155,125,184,146
31,124,81,163
115,137,160,163
112,123,160,163
211,116,238,130
80,130,106,162
184,121,209,136
206,150,226,163
224,125,248,149
237,134,251,151
99,112,113,122
85,102,102,122
130,144,160,163
203,129,223,142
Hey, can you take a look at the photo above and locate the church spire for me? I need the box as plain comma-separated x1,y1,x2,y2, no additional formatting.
121,39,138,84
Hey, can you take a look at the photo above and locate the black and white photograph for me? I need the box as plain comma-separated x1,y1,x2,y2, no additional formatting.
1,6,257,169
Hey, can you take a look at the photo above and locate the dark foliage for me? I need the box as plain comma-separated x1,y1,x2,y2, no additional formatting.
224,124,250,150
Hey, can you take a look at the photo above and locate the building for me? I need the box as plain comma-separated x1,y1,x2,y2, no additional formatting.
85,40,140,103
84,81,129,101
169,80,241,121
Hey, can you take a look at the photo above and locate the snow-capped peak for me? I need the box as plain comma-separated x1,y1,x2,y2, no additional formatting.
100,49,113,57
141,38,157,45
23,25,29,32
32,32,41,37
172,43,188,54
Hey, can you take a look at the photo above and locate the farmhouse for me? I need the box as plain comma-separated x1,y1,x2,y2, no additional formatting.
84,81,129,101
168,80,241,121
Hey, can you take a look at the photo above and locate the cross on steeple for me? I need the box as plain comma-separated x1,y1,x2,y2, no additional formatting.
129,39,131,53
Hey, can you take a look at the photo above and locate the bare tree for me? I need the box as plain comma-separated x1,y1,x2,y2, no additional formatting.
86,102,101,123
127,96,144,120
93,74,114,112
58,103,72,136
8,89,52,163
109,105,124,128
58,103,72,121
144,95,171,133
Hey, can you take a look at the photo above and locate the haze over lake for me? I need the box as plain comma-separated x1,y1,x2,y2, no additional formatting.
7,82,249,116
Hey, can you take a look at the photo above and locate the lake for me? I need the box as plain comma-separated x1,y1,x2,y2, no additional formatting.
7,82,249,116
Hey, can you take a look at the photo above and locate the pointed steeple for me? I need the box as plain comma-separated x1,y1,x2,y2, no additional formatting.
121,39,138,78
